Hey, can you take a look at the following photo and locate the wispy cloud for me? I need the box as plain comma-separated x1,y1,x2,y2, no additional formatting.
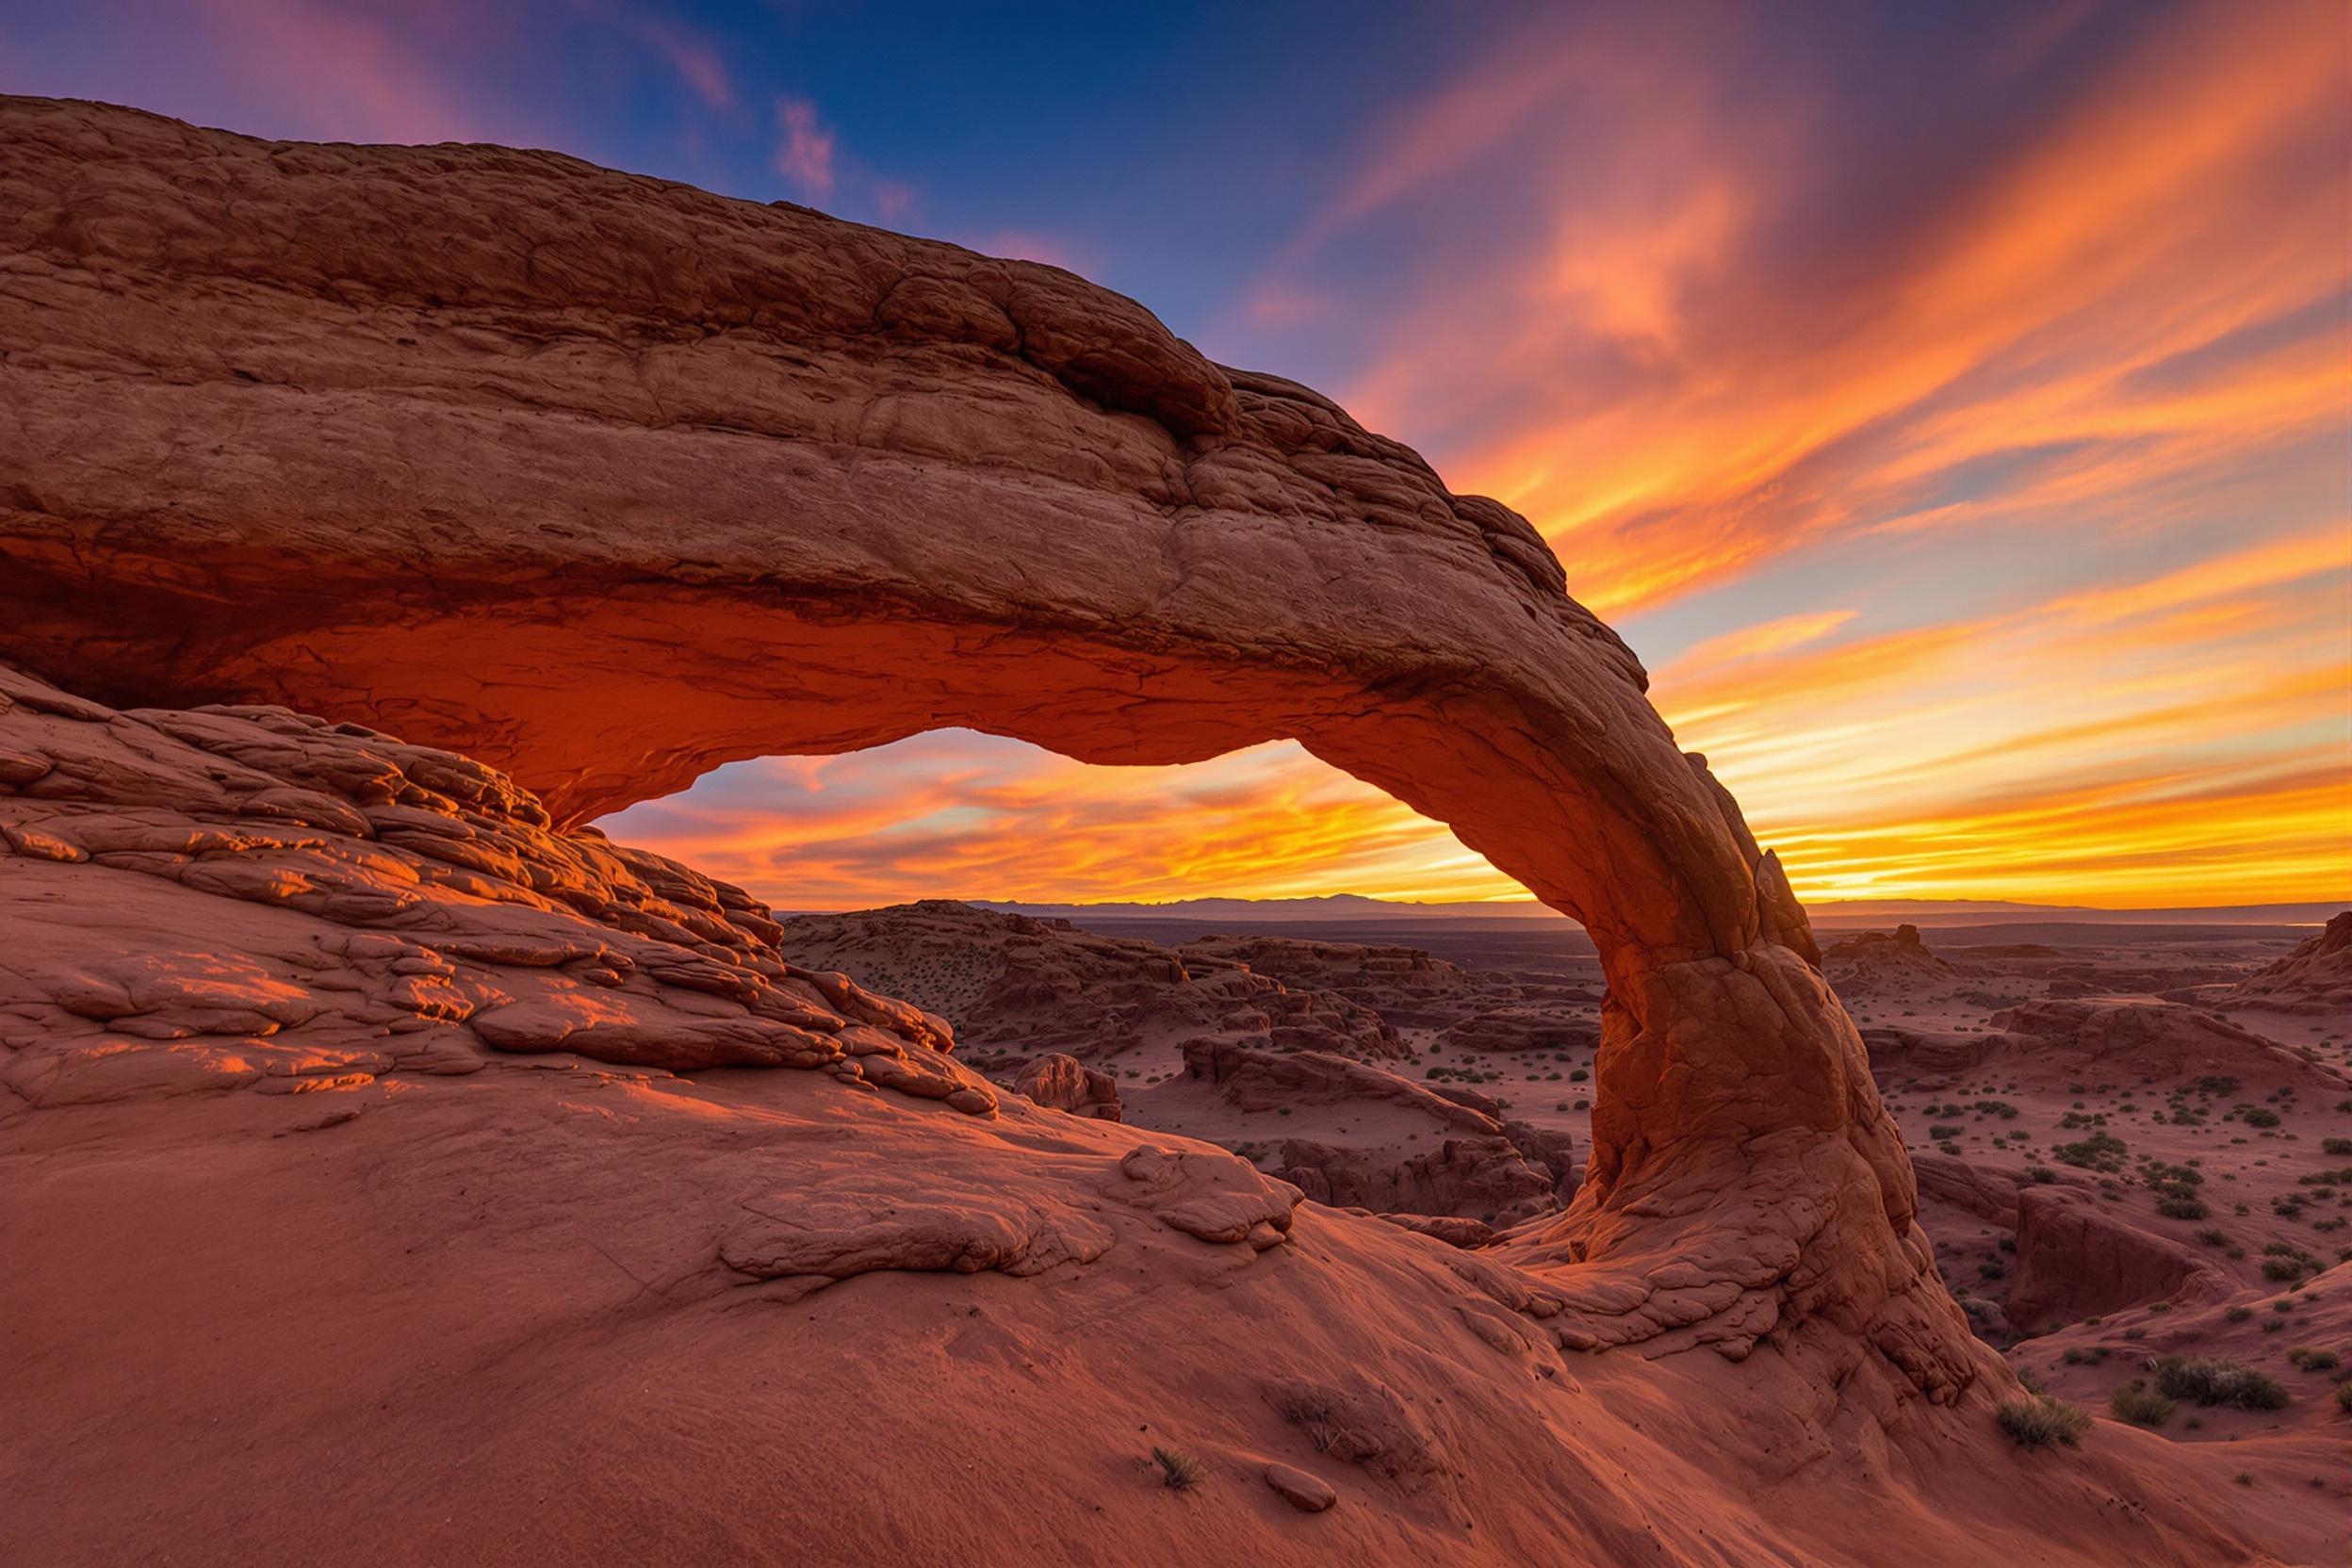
771,93,835,199
1252,0,2347,615
179,0,498,144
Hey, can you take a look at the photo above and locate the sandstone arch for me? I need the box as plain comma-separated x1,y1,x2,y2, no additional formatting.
0,98,1976,1391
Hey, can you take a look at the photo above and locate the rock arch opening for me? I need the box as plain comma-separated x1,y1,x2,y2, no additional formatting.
0,97,1979,1392
596,730,1530,910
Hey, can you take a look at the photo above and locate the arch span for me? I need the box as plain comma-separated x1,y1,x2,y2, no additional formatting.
0,97,1977,1392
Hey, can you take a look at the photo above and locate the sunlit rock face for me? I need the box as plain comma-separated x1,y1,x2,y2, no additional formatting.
0,662,991,1112
0,95,1965,1388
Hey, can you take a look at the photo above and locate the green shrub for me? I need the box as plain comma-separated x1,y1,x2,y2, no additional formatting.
2154,1357,2291,1411
2156,1195,2209,1219
1998,1395,2091,1448
2322,1137,2352,1156
2108,1383,2174,1427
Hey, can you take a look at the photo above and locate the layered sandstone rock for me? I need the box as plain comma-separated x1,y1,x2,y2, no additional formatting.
1824,923,1959,992
0,663,992,1112
0,95,1960,1391
1987,999,2347,1090
1176,932,1605,1056
2223,910,2352,1013
1904,1152,2230,1329
1173,1038,1576,1225
773,901,1401,1064
2004,1188,2235,1327
1014,1052,1123,1121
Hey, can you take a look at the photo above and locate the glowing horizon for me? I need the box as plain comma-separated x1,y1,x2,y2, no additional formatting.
13,0,2345,911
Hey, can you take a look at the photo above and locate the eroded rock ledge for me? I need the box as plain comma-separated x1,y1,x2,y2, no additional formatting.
0,662,992,1113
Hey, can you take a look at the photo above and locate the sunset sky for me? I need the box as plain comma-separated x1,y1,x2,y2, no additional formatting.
10,0,2345,910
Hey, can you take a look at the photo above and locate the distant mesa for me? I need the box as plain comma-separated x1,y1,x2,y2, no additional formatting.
771,901,1406,1066
1823,923,1959,991
2219,908,2352,1014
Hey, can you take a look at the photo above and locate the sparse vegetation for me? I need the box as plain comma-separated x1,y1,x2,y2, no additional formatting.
2153,1357,2291,1411
2108,1382,2174,1427
2054,1132,2128,1172
1152,1446,1206,1491
1998,1395,2091,1449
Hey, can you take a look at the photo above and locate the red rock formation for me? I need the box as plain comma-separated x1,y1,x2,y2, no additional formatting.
0,553,2323,1565
0,664,991,1112
1178,934,1480,1028
1904,1152,2230,1328
1166,1040,1577,1225
0,98,1962,1390
2224,910,2352,1014
1178,932,1605,1053
1013,1052,1123,1121
1823,923,1959,992
775,901,1400,1063
2005,1189,2235,1327
1988,999,2347,1090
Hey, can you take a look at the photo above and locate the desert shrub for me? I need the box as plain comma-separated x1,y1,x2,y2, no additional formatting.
2323,1137,2352,1156
2225,1305,2255,1323
2238,1107,2280,1129
2262,1258,2306,1282
1151,1446,1205,1491
1997,1395,2091,1449
2195,1228,2229,1246
2336,1383,2352,1417
2286,1348,2340,1371
2157,1195,2210,1220
2154,1357,2292,1411
2055,1133,2128,1171
2108,1383,2174,1427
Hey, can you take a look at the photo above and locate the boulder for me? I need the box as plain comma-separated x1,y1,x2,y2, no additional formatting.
1014,1053,1124,1121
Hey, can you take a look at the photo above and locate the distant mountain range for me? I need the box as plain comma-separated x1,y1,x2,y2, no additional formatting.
959,894,2344,928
